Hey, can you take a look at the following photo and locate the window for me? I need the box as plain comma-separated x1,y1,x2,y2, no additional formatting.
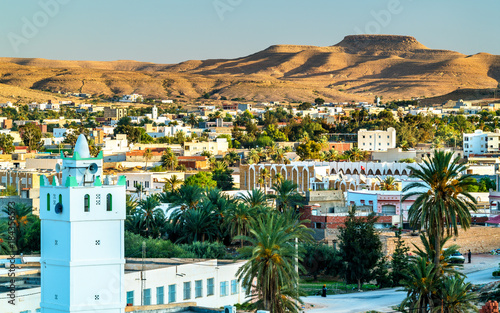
127,180,130,187
59,194,62,204
183,282,191,300
126,291,134,306
144,288,151,305
231,280,238,295
157,287,164,305
195,280,203,298
207,278,214,296
168,284,176,303
106,194,112,211
145,181,150,188
84,194,90,212
220,281,228,297
47,193,50,211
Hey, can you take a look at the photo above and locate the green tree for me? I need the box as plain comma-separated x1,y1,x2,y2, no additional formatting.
143,148,153,170
20,123,42,152
402,151,477,271
237,212,312,313
184,172,217,188
338,209,383,291
301,243,340,281
391,229,410,286
161,148,178,170
296,140,322,160
270,180,304,212
161,184,204,211
213,167,234,191
136,195,165,238
314,98,325,106
237,189,269,209
224,203,256,247
164,175,183,192
0,133,15,154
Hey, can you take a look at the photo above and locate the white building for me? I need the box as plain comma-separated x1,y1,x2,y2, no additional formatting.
39,135,126,313
119,94,143,103
152,105,158,120
124,259,247,307
53,128,70,138
102,134,129,155
358,127,396,151
463,129,490,157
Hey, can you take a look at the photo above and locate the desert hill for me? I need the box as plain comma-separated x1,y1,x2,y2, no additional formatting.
0,35,499,103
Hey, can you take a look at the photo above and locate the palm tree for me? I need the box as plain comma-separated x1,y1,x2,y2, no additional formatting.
224,151,240,166
224,203,256,247
161,148,178,170
248,149,260,164
259,168,270,190
165,184,204,211
0,222,11,254
143,148,153,171
170,201,220,243
126,194,138,216
137,195,165,238
1,203,32,251
402,151,477,270
236,212,312,313
273,173,284,185
211,160,227,172
237,189,269,209
164,175,183,193
134,182,145,201
380,176,397,191
270,180,304,212
438,275,477,313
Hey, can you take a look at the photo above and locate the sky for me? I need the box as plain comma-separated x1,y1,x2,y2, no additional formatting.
0,0,499,64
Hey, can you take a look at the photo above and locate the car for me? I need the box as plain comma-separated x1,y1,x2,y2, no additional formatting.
449,251,465,264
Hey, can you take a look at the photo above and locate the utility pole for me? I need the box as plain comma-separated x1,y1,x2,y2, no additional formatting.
141,241,146,305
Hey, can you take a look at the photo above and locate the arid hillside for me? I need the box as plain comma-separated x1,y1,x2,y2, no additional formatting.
0,35,499,103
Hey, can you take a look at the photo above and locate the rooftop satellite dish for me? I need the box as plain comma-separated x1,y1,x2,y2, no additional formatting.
55,163,62,173
88,163,99,175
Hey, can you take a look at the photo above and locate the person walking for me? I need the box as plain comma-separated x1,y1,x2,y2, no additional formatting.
468,249,472,263
321,284,327,297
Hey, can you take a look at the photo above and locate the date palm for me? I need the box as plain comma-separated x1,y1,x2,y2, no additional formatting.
236,212,312,313
380,176,397,191
164,175,183,193
137,195,165,238
270,180,304,212
165,184,204,211
143,148,153,171
237,189,268,209
259,168,270,190
224,203,256,247
170,201,219,243
402,150,477,270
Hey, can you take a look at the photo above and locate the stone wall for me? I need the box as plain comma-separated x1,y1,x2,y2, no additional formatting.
383,226,500,256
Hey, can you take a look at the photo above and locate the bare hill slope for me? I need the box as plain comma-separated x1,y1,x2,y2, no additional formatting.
0,35,499,103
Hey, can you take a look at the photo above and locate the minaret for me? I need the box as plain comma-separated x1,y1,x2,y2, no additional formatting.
40,134,126,313
152,105,158,120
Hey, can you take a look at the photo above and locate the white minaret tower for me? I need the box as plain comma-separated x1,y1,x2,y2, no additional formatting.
40,134,126,313
152,105,158,120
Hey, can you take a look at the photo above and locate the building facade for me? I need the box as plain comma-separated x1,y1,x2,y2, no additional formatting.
39,135,127,313
358,127,396,151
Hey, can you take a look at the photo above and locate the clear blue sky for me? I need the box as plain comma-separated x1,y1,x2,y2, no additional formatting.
1,0,499,64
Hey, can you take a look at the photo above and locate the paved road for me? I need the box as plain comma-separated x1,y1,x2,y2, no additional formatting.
304,265,500,313
304,288,405,313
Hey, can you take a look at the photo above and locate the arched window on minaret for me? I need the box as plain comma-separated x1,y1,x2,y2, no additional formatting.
59,194,62,204
47,193,50,211
84,194,90,212
106,194,112,212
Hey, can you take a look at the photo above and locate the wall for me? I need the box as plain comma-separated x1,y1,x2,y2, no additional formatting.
0,287,41,313
384,226,500,255
124,260,248,308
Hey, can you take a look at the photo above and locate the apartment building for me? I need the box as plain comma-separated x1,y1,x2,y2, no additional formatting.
104,107,128,120
462,129,500,157
358,127,396,151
